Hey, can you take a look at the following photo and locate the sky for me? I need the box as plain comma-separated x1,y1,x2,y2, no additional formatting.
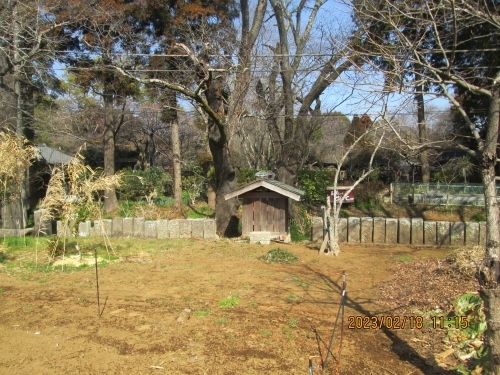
47,0,452,127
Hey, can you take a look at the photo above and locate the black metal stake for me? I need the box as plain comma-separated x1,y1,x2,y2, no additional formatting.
94,247,101,319
323,271,347,371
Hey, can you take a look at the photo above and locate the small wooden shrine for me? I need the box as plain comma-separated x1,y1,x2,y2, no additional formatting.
224,178,304,237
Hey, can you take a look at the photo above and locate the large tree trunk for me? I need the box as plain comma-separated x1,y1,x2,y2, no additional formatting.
103,93,118,213
481,288,500,375
0,35,29,227
415,72,430,183
211,0,266,233
209,136,239,237
14,75,27,228
0,73,16,131
13,2,28,227
478,88,500,374
415,68,431,183
204,61,240,236
205,136,216,210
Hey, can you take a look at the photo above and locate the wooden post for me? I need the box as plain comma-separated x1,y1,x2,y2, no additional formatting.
319,205,328,254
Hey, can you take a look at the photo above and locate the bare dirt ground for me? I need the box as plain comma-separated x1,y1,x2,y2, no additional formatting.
0,239,478,375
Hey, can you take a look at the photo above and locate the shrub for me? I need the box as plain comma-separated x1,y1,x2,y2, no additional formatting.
448,293,487,374
185,203,214,218
297,169,336,207
339,209,349,218
290,221,309,242
289,205,311,241
471,213,486,222
182,174,205,206
353,181,387,209
119,167,172,201
260,248,298,263
238,167,258,185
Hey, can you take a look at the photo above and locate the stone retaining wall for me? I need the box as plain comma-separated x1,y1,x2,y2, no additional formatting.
55,218,218,240
311,217,485,246
0,228,34,237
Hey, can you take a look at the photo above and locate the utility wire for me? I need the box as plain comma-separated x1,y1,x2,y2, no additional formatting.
37,107,465,117
40,49,500,57
50,66,500,73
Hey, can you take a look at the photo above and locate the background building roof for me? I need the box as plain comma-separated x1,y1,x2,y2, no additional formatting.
37,144,74,165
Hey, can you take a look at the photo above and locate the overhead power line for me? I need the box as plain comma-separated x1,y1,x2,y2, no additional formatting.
42,49,500,58
51,66,500,74
45,108,462,117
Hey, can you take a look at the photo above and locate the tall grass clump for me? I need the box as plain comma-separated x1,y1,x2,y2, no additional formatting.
39,150,121,261
0,132,38,228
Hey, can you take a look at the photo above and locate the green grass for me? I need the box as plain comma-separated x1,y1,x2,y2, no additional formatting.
194,310,211,317
216,317,228,325
283,326,296,339
19,262,54,273
290,222,309,242
185,203,215,219
117,200,139,217
260,248,298,264
288,318,298,327
259,330,271,336
353,199,379,211
218,294,240,308
0,237,138,274
392,254,413,262
286,294,298,301
0,236,45,249
290,277,308,288
471,213,486,222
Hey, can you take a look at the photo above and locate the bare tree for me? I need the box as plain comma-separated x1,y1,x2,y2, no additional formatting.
321,114,386,255
123,102,183,209
352,0,500,371
111,1,267,235
0,0,75,225
256,0,362,186
0,0,73,136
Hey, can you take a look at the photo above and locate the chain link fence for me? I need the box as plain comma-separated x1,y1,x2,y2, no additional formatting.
391,183,499,206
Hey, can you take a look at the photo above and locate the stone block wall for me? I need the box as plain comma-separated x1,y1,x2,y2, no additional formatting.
311,216,485,247
56,217,218,240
